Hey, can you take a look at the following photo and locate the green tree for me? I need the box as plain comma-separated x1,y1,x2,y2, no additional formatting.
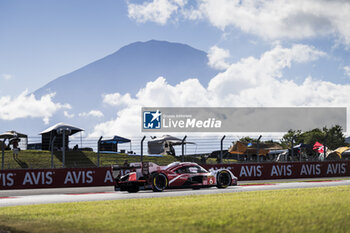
264,139,277,144
280,129,302,148
323,125,345,150
299,128,325,146
239,136,256,143
280,125,345,150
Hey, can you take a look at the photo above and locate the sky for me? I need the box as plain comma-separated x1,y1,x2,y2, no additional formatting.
0,0,221,96
1,0,350,137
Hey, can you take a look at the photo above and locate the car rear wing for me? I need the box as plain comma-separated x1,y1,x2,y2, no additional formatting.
111,165,141,179
111,162,164,179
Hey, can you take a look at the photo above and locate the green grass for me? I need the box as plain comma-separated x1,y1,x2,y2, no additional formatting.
0,150,177,169
0,150,237,169
240,178,350,185
1,186,350,233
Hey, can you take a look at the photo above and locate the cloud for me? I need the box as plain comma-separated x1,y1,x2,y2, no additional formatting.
0,91,70,124
2,74,12,80
128,0,187,25
103,93,133,106
78,110,104,118
344,66,350,77
89,44,344,137
128,0,350,46
89,77,211,137
207,46,230,70
90,106,141,138
64,111,75,119
208,44,326,95
198,0,350,46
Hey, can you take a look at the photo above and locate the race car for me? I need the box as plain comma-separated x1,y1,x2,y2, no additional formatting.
112,162,237,193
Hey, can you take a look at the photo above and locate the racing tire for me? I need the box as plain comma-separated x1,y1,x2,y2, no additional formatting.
152,173,168,192
216,170,231,189
126,185,140,193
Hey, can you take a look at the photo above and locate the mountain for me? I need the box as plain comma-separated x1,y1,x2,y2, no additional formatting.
34,40,217,111
1,40,218,136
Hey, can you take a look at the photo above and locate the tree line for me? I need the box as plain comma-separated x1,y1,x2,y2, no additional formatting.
240,125,347,150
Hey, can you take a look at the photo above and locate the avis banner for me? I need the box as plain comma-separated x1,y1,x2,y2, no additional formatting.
202,161,350,180
0,167,114,190
1,161,350,189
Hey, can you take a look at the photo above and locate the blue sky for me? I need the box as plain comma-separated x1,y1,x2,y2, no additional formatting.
2,0,349,97
0,0,219,95
1,0,350,136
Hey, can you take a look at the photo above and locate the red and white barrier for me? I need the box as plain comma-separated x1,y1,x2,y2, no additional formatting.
1,161,349,190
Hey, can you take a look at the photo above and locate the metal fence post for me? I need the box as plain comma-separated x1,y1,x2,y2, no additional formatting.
141,136,146,163
291,135,295,161
97,136,103,167
51,136,56,168
220,135,226,164
1,139,5,170
324,134,327,159
181,136,187,162
62,130,65,168
257,135,262,163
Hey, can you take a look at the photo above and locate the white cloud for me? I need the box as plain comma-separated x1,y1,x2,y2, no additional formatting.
196,0,350,45
89,77,211,137
2,74,12,80
90,106,141,138
0,91,70,124
64,111,75,119
89,44,344,137
202,0,350,46
103,93,133,106
344,66,350,77
128,0,187,25
208,44,325,95
78,110,104,118
207,46,230,70
128,0,350,46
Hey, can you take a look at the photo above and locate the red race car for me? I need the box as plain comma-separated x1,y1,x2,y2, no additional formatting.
113,162,238,193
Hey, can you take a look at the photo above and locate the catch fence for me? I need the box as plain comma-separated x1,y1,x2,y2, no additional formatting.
1,134,346,170
26,135,281,155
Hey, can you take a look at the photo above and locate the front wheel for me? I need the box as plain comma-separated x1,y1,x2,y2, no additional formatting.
152,173,168,192
216,170,231,189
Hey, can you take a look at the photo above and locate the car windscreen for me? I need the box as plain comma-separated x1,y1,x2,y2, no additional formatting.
187,166,208,174
196,165,208,173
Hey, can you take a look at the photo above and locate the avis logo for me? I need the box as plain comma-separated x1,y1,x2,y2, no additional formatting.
143,110,161,129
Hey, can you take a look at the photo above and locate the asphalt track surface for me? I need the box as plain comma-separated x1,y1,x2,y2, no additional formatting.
1,178,350,207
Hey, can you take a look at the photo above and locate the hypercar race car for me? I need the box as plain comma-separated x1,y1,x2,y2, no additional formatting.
112,162,237,193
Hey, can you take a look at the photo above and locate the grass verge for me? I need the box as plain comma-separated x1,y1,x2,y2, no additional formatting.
0,150,177,169
1,186,350,233
240,177,350,186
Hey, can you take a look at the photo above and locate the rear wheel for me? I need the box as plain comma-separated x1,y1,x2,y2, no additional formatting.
152,173,168,192
216,170,231,189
